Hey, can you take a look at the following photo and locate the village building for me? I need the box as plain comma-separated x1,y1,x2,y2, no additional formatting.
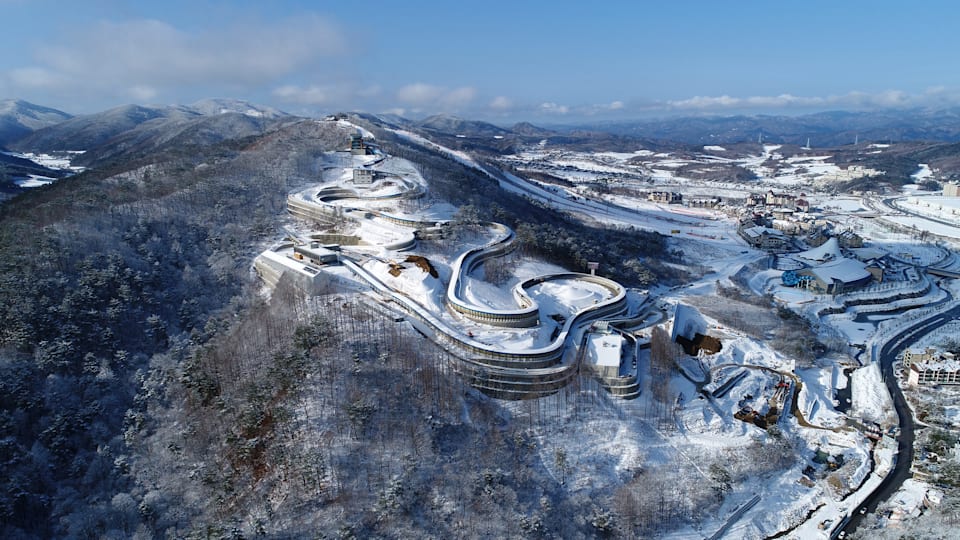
806,229,829,247
902,347,960,385
765,190,797,209
795,258,874,294
739,224,788,251
782,238,878,294
648,191,682,204
687,196,721,208
836,230,864,248
349,131,375,155
293,242,340,266
849,247,888,264
902,347,941,369
907,360,960,385
771,207,795,221
772,219,801,235
746,193,766,207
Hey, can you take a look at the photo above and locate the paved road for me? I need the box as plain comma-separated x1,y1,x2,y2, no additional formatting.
837,303,960,536
884,196,960,231
707,494,761,540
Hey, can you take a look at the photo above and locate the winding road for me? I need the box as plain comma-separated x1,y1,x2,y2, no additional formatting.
836,302,960,537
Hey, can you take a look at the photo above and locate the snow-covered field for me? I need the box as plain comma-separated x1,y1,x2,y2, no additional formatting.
851,363,895,424
3,150,86,189
14,175,57,187
502,141,883,201
4,149,86,171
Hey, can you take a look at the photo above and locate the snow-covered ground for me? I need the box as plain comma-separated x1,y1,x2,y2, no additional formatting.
899,195,960,225
850,363,895,424
14,175,57,187
3,150,86,189
3,149,86,171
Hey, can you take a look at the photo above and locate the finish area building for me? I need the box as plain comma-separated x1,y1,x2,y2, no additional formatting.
794,258,874,295
781,238,878,295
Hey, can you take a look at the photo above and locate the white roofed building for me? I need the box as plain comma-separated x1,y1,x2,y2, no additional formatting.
903,347,960,385
585,331,623,379
796,257,874,295
794,237,842,264
908,361,960,385
739,225,788,251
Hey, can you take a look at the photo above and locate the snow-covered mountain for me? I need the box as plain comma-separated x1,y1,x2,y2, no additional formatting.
417,113,510,137
187,98,287,119
0,99,72,146
9,99,292,155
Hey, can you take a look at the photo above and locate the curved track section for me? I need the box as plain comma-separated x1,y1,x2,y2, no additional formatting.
336,229,628,398
445,224,540,327
282,157,632,399
288,178,430,251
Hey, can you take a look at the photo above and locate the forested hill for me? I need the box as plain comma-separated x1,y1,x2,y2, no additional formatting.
0,112,673,538
0,119,351,537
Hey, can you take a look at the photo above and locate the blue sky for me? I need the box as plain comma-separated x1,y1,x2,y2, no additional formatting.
2,0,959,122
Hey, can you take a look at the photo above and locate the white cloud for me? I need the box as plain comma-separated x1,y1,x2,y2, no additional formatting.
128,85,157,101
396,82,475,111
273,84,334,105
490,96,513,110
667,94,747,109
539,102,569,114
8,67,64,88
3,15,346,106
396,83,445,105
583,100,626,115
441,86,476,107
272,82,386,107
871,90,908,107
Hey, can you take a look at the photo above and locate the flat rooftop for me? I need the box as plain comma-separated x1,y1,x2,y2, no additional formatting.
586,332,622,368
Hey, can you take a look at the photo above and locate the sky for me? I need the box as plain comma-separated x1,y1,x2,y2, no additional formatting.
2,0,960,123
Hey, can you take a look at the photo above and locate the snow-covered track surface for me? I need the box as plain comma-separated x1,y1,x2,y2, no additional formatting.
445,223,539,327
273,147,631,398
341,251,628,399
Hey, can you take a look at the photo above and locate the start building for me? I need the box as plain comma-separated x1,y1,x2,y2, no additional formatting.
293,242,340,265
350,132,368,155
353,168,374,184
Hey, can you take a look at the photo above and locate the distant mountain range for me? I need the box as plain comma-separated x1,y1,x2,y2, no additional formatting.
358,109,960,158
7,98,289,156
10,99,960,156
356,108,960,149
8,98,960,195
364,113,677,155
0,98,293,192
568,108,960,147
417,114,511,137
0,99,72,147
